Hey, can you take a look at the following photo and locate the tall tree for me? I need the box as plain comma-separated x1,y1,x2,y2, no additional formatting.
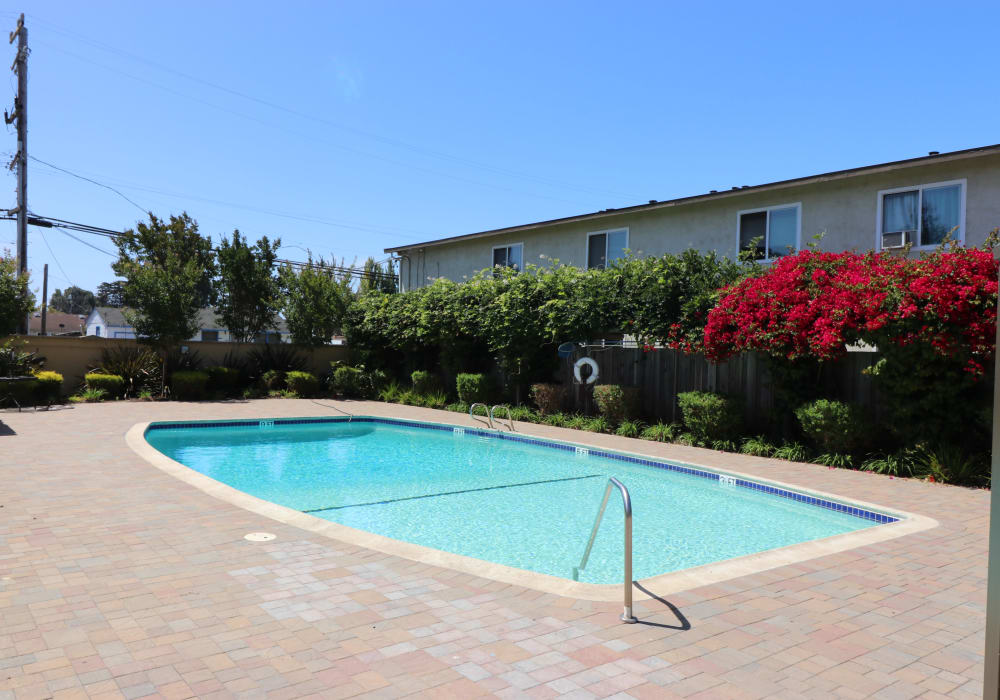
111,213,216,393
279,258,352,346
0,253,34,335
359,257,398,295
216,230,281,343
96,281,126,307
48,286,95,315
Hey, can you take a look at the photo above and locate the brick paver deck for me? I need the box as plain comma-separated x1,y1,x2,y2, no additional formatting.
0,399,988,699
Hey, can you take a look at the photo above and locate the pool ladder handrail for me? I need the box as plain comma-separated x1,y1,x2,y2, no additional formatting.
469,402,492,428
572,477,637,623
490,404,515,431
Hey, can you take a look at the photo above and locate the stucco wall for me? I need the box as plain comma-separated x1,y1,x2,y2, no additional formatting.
0,335,349,394
397,154,1000,289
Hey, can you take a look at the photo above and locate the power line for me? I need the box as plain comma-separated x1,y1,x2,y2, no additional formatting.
26,13,642,202
28,155,148,214
30,156,435,242
35,41,592,210
2,213,396,282
32,223,74,285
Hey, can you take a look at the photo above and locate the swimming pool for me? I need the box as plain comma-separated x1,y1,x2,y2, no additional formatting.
143,416,903,586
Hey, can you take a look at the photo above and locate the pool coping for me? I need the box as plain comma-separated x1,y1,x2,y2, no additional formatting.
125,416,938,603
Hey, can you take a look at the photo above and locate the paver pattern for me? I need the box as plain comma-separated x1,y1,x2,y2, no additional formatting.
0,399,988,699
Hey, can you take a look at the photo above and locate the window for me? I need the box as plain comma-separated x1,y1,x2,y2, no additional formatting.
877,180,965,249
587,228,628,269
94,325,101,337
201,330,219,342
738,203,800,261
492,243,523,270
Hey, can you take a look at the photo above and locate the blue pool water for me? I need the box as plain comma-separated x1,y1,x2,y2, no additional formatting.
145,418,889,584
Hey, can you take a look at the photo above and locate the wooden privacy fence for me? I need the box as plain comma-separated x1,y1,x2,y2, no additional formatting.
556,346,883,427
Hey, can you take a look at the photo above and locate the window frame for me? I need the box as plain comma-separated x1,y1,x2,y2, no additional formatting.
875,178,966,250
491,242,524,271
585,227,630,269
736,202,802,262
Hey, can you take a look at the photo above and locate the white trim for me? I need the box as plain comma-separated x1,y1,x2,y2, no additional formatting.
736,202,802,262
875,178,966,251
585,227,630,269
491,241,524,270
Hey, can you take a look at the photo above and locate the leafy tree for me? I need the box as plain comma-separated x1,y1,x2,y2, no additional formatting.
280,257,353,346
111,213,216,393
96,281,126,307
216,230,281,343
359,257,398,295
0,252,34,335
48,285,95,315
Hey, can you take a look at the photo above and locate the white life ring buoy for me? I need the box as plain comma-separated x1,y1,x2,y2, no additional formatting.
573,357,599,385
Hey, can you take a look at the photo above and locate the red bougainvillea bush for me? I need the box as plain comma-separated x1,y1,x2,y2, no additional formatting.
703,246,998,445
704,247,998,375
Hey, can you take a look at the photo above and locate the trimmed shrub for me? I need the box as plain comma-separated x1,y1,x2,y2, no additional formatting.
285,371,320,397
33,370,63,403
206,366,242,395
456,373,490,404
260,369,285,390
330,364,364,397
592,384,640,423
171,370,210,400
85,372,124,398
530,383,566,414
795,399,865,453
677,391,742,443
410,370,439,394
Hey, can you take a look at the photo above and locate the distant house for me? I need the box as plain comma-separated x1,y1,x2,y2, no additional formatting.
83,307,290,343
28,311,86,336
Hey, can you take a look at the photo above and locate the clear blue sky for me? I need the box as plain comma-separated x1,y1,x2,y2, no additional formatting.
1,0,998,297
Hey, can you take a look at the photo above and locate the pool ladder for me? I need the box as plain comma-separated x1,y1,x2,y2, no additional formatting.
468,403,515,431
572,477,637,623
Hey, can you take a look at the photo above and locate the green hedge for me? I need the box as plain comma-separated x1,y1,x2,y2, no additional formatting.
677,391,742,443
33,371,63,402
530,383,565,414
171,370,210,400
85,372,124,398
206,366,242,395
260,369,285,390
285,371,320,396
0,377,38,406
592,384,639,423
411,370,439,395
330,364,364,397
456,373,489,404
795,399,866,453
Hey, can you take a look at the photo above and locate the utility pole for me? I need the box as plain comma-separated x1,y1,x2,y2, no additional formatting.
5,13,27,334
40,263,47,335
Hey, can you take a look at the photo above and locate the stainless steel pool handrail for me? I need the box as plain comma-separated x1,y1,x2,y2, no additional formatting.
490,405,515,431
469,402,492,428
572,477,637,623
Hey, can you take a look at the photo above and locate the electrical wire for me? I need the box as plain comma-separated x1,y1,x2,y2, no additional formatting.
32,223,75,285
26,13,642,201
28,155,148,214
3,213,395,281
33,41,591,210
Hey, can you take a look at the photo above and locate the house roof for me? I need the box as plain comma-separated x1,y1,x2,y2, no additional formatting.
91,306,129,326
384,143,1000,253
29,311,86,335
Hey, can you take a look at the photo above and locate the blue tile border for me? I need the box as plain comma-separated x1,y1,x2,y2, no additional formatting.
146,416,900,525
